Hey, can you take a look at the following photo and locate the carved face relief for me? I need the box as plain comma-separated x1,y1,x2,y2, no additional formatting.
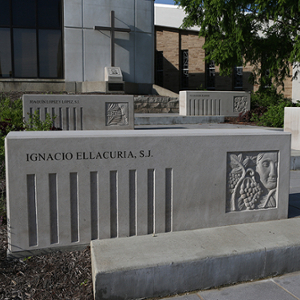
226,151,278,212
256,152,277,190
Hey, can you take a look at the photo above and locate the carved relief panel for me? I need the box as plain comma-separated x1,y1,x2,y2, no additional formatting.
106,103,129,126
226,151,278,212
233,96,248,113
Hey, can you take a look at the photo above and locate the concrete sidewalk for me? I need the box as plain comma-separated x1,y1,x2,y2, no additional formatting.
165,271,300,300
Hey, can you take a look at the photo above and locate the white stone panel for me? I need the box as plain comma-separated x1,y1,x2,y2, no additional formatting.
135,0,154,33
84,29,133,82
83,0,134,29
284,107,300,150
64,28,83,82
6,129,290,255
83,29,108,82
292,66,300,102
134,32,154,84
114,32,134,82
64,0,83,28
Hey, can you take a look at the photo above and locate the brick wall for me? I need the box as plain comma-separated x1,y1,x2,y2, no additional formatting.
155,26,293,99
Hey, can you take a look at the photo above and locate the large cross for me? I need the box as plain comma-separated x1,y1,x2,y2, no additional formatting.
94,11,131,67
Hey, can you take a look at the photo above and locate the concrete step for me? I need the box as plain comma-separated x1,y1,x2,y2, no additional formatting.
91,218,300,300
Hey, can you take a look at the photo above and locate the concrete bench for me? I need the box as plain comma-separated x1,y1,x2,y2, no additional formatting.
180,91,251,117
5,128,290,256
22,94,134,130
91,218,300,300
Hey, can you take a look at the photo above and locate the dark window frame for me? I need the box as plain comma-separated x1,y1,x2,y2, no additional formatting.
0,0,63,79
206,60,215,89
233,65,243,90
181,49,189,88
155,50,164,86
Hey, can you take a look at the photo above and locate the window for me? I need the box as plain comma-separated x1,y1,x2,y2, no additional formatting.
181,49,189,88
155,51,164,86
261,54,272,88
0,28,12,77
0,0,63,79
233,65,243,89
206,60,215,89
262,69,272,88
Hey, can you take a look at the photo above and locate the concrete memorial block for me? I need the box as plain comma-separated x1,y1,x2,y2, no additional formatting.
180,91,251,117
284,107,300,150
104,67,123,82
22,94,134,130
104,67,124,93
6,129,290,256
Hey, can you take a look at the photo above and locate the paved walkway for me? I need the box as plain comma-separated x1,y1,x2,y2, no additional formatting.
164,270,300,300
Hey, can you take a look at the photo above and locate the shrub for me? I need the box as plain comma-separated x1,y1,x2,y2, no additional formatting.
25,110,56,131
250,87,300,128
251,87,285,108
256,100,296,128
0,95,56,225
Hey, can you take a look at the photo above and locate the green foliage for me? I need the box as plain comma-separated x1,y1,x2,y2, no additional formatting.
23,256,32,261
175,0,299,89
251,87,286,108
249,88,300,127
25,110,55,131
0,96,57,224
255,101,293,128
0,97,24,163
0,96,23,129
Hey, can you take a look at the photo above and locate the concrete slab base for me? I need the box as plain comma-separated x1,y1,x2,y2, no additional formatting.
134,113,224,125
91,218,300,300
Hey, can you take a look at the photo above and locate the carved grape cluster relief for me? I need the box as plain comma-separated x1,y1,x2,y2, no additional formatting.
226,151,278,212
106,103,128,126
233,96,248,113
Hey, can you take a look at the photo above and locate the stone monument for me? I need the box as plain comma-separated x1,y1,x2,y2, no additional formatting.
5,128,290,257
22,94,134,130
180,91,251,116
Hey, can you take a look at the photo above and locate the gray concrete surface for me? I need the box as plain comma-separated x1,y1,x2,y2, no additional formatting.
161,170,300,300
7,128,291,256
134,114,224,125
135,118,300,170
91,169,300,300
91,163,300,300
165,271,300,300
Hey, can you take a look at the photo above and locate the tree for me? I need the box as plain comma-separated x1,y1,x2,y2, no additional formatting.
175,0,300,89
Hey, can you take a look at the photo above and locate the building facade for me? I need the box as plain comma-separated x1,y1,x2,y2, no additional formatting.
0,0,154,94
154,4,294,99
